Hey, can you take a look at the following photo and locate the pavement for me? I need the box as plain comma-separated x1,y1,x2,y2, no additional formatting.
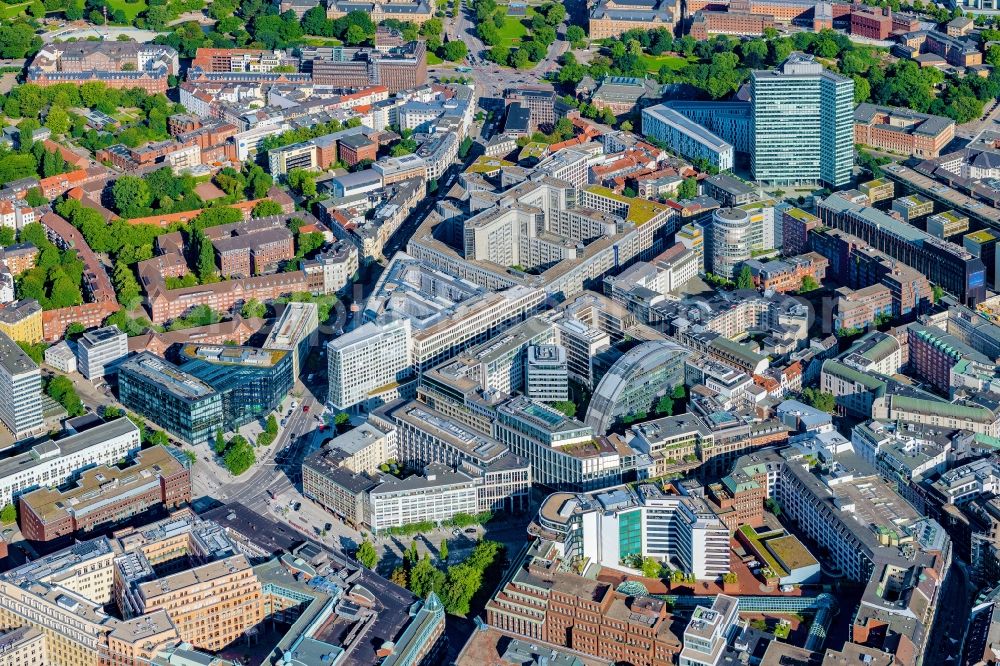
41,26,167,43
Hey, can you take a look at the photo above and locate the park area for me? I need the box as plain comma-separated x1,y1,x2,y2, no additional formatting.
639,52,691,73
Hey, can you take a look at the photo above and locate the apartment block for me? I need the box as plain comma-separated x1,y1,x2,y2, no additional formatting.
641,104,735,172
0,299,42,343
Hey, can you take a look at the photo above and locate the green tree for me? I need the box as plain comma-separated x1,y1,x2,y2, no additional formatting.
214,429,226,454
45,106,70,135
736,265,755,290
251,200,283,218
241,298,266,319
932,284,944,303
551,400,576,418
799,275,820,293
442,40,468,62
0,504,15,525
356,539,379,569
439,539,449,563
641,556,663,579
223,436,255,475
655,395,673,415
678,177,698,199
266,414,278,436
24,187,46,207
801,387,836,413
409,554,445,598
112,176,152,218
566,25,586,48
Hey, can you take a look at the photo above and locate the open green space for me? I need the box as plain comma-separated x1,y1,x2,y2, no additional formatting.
639,53,690,73
427,50,443,65
106,0,148,21
0,1,33,18
304,36,343,47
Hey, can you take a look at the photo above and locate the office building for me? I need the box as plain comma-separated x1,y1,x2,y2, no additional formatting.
583,341,689,434
589,0,675,39
375,400,531,515
368,463,480,533
818,195,987,306
0,417,140,507
118,352,224,445
525,344,569,403
751,53,853,187
0,330,43,439
302,446,382,527
708,207,753,280
494,397,623,490
679,596,741,666
263,301,319,377
302,241,359,295
965,230,998,290
177,344,294,430
327,316,413,412
530,483,731,579
891,194,934,223
19,446,192,542
926,210,969,239
641,105,735,171
853,104,955,158
676,223,706,273
0,627,45,666
76,325,128,381
486,541,682,665
44,340,76,374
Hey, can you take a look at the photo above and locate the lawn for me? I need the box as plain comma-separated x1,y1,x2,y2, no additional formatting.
497,13,529,43
639,53,690,73
304,37,343,47
0,1,32,18
107,0,147,21
427,50,443,65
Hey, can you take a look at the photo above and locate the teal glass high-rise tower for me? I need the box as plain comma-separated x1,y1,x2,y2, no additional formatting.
750,53,854,188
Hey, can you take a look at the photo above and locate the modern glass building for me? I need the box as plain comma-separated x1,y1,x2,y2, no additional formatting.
118,352,224,444
583,340,690,434
177,344,294,429
750,53,853,188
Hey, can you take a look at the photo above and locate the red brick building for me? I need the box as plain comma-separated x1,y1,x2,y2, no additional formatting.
213,227,294,278
18,446,191,542
338,134,378,166
486,546,682,666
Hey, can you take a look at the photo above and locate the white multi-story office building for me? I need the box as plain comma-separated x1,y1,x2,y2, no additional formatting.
641,105,735,172
264,301,319,377
531,483,731,579
327,316,413,412
679,595,741,666
0,417,140,506
43,341,77,374
368,463,479,532
77,325,128,381
0,330,42,438
494,396,622,490
525,344,569,403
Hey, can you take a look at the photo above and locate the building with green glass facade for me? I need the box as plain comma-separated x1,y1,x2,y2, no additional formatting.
119,345,294,444
750,53,853,188
178,344,294,429
118,352,224,445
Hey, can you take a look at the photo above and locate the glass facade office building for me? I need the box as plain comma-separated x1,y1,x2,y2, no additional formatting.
118,352,224,444
178,345,294,429
751,53,853,188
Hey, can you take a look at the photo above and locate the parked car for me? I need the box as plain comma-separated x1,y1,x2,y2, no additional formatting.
464,527,477,534
324,523,332,531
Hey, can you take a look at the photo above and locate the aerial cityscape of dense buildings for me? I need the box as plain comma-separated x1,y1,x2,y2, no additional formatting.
2,1,1000,665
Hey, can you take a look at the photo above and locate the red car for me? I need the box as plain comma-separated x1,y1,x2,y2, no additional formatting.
303,405,310,413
